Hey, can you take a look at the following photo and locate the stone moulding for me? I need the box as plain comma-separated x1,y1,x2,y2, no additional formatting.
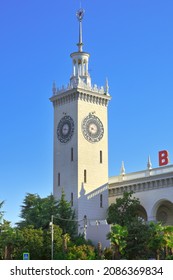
109,175,173,197
50,88,111,107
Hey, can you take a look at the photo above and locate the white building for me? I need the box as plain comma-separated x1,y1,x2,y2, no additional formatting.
50,9,173,246
50,9,111,246
109,161,173,226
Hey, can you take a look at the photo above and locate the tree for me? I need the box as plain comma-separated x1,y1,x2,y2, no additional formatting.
124,219,151,259
148,222,166,260
42,225,63,260
55,190,77,238
17,193,59,229
163,225,173,259
107,224,128,259
17,192,77,238
66,244,96,260
0,220,15,259
0,222,64,260
107,191,141,226
107,191,151,259
15,226,44,260
0,201,4,222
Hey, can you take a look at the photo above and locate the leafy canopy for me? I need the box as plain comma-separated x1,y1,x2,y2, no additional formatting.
17,191,77,237
17,193,58,229
107,191,141,226
0,201,4,222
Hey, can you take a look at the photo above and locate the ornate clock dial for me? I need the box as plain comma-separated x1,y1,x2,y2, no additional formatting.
62,124,69,135
82,114,104,143
57,116,74,143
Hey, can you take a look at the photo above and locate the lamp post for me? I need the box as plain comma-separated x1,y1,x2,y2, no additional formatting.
49,215,54,260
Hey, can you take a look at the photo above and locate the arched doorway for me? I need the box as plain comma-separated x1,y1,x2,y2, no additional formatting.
154,200,173,225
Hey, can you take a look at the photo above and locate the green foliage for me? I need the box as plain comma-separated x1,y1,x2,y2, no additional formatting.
107,191,173,260
55,190,77,237
14,226,44,260
71,234,93,246
0,220,16,259
2,191,173,260
163,225,173,250
147,222,164,258
17,193,58,229
107,224,128,259
103,247,114,260
0,201,4,222
1,191,77,259
124,219,151,259
53,234,95,260
66,244,96,260
42,225,63,260
147,222,173,260
0,222,63,260
107,192,173,259
107,191,140,226
17,191,77,238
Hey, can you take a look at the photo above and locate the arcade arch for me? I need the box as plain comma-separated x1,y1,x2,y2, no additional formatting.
137,205,148,221
152,199,173,225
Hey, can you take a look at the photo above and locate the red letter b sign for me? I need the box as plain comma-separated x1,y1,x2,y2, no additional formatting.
159,150,169,166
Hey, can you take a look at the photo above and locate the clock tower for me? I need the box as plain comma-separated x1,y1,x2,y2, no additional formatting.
50,9,111,231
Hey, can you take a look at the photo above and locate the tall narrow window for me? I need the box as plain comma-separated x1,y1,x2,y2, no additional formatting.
71,192,73,207
100,150,103,163
71,147,74,161
84,169,87,183
100,194,103,208
58,173,60,186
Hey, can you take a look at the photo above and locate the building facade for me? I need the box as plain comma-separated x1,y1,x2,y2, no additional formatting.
109,162,173,226
50,9,111,238
50,9,173,246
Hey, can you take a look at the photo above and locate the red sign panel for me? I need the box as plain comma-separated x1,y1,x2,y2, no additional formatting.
159,150,169,166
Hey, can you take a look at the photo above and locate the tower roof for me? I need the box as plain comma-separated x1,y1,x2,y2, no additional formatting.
50,9,111,99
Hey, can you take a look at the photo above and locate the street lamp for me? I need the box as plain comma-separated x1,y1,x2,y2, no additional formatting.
49,215,54,260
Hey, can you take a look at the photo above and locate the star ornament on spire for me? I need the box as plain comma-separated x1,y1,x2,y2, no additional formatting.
76,8,85,22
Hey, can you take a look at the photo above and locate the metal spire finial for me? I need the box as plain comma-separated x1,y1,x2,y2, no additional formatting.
105,78,109,94
76,8,85,21
147,156,152,170
120,161,125,175
76,8,85,52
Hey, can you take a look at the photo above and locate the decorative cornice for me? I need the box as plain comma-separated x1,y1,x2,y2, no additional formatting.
109,174,173,197
50,87,111,107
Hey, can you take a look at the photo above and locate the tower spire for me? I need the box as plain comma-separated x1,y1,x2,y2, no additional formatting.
147,156,152,170
76,8,85,52
70,8,91,89
120,161,125,175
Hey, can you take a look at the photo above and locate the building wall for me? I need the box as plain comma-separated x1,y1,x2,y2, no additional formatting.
51,89,110,227
77,95,109,221
52,94,78,205
109,165,173,225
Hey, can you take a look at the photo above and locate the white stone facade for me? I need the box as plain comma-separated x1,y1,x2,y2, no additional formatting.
109,164,173,225
50,9,173,247
50,9,111,244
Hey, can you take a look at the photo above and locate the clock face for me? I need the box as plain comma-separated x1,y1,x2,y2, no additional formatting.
57,116,74,143
82,114,104,143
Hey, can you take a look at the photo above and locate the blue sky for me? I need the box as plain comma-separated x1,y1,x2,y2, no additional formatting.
0,0,173,224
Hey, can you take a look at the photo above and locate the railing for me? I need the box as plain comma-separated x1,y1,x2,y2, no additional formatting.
109,165,173,184
52,81,109,96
